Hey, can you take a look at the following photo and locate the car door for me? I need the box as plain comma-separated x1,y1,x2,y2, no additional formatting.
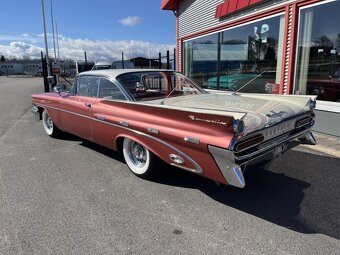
59,76,99,140
91,78,128,148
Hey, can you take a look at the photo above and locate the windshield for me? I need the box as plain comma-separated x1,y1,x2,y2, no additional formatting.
116,71,206,101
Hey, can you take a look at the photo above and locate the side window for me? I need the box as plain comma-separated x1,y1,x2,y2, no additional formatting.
77,76,99,97
98,79,126,100
77,77,88,96
69,78,78,95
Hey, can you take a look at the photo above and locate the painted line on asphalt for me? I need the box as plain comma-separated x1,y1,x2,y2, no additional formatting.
300,144,340,159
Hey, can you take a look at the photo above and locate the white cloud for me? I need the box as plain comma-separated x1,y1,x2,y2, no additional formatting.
0,34,175,62
118,16,142,26
0,41,44,59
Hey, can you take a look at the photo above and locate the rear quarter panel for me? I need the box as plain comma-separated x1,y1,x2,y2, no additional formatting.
91,100,237,183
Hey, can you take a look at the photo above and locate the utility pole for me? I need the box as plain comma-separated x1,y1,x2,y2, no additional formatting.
50,0,58,85
50,0,57,61
56,20,61,74
41,0,50,76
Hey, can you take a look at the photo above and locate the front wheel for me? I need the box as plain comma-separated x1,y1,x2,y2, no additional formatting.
42,109,61,138
122,138,160,179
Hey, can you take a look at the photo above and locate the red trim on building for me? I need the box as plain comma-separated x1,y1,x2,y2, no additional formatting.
279,5,291,94
285,3,298,95
215,0,266,18
175,12,181,72
161,0,180,10
249,0,263,5
237,0,251,10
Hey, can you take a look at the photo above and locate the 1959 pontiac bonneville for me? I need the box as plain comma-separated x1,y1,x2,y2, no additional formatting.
32,69,317,188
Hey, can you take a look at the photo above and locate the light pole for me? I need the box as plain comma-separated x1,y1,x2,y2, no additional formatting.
41,0,50,76
50,0,59,85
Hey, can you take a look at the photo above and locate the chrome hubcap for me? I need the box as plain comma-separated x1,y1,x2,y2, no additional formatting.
44,113,53,130
129,141,147,167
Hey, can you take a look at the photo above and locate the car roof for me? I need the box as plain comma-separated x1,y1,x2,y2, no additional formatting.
79,69,175,79
93,61,113,66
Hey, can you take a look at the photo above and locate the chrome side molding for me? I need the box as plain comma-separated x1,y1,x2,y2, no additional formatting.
184,137,200,144
119,121,129,127
147,127,159,134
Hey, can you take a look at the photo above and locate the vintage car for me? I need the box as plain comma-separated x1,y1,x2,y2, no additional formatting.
32,69,317,188
306,69,340,102
206,71,277,93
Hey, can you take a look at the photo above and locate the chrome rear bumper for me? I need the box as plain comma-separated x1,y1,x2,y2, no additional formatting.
209,130,316,188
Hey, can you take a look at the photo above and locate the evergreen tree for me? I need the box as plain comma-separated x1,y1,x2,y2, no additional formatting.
0,55,6,62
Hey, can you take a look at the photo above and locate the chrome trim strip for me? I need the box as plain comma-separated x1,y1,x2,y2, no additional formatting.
31,106,40,121
235,127,315,161
147,127,159,134
184,137,200,144
31,106,38,113
38,104,203,174
119,121,129,127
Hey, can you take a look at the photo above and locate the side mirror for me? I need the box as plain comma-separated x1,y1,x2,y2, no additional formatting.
53,84,66,93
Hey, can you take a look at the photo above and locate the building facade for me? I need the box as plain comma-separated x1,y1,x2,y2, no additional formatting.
0,60,43,76
162,0,340,136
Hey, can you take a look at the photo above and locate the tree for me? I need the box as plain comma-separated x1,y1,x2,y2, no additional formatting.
0,55,5,62
315,35,333,47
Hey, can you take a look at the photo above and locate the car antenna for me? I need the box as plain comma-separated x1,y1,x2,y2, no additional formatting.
233,67,270,95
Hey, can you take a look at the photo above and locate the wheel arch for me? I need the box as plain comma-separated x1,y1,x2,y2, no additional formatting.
114,133,202,173
114,134,160,159
37,106,45,120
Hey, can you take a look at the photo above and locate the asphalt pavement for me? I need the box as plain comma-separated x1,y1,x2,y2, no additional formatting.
0,76,339,255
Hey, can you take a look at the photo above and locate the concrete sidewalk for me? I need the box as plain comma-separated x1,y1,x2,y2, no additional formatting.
301,132,340,158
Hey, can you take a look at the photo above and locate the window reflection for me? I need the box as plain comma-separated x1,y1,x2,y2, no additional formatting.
295,0,340,102
184,14,285,94
184,34,218,88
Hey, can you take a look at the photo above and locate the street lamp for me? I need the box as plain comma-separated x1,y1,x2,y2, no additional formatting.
41,0,50,76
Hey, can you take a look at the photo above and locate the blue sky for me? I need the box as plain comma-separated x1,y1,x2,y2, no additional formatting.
0,0,175,61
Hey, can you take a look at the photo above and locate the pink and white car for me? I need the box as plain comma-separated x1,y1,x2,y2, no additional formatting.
32,69,317,188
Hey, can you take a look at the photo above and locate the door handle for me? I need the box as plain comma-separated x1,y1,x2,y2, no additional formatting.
84,103,92,108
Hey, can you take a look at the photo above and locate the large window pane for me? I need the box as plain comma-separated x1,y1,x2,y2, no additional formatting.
183,15,285,93
295,0,340,103
183,34,218,87
216,14,284,93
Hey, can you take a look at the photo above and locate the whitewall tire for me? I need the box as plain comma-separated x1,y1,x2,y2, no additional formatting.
42,110,60,137
122,137,160,178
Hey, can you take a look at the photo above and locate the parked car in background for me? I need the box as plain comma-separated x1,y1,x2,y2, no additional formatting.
91,61,113,70
306,69,340,102
32,69,317,188
206,70,277,93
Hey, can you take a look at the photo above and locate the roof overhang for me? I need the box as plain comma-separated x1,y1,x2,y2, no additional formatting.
161,0,180,10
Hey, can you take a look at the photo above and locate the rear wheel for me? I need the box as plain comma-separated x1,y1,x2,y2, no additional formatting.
122,137,160,179
42,109,61,137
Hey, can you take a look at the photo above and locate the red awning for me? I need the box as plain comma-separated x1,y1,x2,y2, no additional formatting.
161,0,180,10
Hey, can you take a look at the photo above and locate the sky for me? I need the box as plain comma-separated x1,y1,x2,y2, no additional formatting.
0,0,176,62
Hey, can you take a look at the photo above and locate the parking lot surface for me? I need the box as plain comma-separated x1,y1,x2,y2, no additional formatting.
0,77,339,254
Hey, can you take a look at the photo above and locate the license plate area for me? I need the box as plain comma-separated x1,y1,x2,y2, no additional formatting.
273,143,288,158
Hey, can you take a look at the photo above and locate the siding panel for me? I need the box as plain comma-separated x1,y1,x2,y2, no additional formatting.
179,0,224,38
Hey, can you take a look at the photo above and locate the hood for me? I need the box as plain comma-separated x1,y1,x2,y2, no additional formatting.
163,93,312,132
